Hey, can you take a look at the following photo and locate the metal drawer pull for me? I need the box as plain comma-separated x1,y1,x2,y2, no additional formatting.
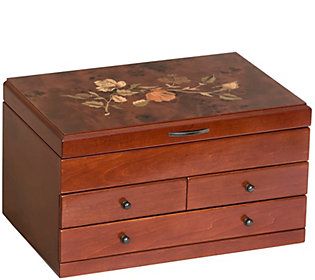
120,199,132,210
245,183,255,193
120,233,130,244
243,216,254,227
168,128,209,137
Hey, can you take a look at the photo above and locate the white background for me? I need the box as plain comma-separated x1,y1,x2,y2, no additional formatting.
0,0,314,279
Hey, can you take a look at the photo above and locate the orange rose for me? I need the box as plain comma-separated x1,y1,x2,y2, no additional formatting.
146,88,176,102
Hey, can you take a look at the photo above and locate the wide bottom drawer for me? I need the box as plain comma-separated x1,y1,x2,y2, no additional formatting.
60,196,306,262
60,229,305,277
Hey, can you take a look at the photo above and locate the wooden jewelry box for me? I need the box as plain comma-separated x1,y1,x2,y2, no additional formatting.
2,52,311,277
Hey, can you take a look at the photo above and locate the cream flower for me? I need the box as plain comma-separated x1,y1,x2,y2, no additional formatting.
221,81,239,90
94,79,126,92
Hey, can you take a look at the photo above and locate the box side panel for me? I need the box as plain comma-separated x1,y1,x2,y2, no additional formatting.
3,81,62,156
2,104,60,275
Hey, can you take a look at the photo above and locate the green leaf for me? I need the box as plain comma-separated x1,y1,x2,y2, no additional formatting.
62,94,86,100
130,83,141,90
112,95,127,103
199,92,213,97
133,99,149,107
88,91,100,97
201,74,216,84
62,93,92,100
75,93,92,99
116,89,138,96
219,93,242,101
111,104,123,110
94,96,106,100
82,101,104,108
138,86,158,89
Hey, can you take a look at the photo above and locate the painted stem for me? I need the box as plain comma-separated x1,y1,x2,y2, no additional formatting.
139,86,159,89
104,95,113,116
186,83,203,90
168,88,225,95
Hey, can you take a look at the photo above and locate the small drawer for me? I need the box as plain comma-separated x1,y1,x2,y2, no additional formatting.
61,179,186,228
60,196,306,262
187,162,308,210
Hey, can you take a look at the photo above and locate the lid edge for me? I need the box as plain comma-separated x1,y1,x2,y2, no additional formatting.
4,80,63,156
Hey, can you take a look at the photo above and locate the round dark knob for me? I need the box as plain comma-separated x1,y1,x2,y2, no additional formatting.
121,199,131,210
120,234,130,244
243,217,254,227
245,183,255,193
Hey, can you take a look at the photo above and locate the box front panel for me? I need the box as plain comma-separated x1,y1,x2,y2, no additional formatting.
60,196,306,263
61,128,309,193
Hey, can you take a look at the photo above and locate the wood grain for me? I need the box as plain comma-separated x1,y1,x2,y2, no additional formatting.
59,229,305,277
61,128,310,193
187,162,308,209
2,52,311,278
6,52,306,135
3,83,62,155
5,76,311,159
62,105,311,158
60,196,306,262
2,104,60,274
3,53,311,158
61,179,186,228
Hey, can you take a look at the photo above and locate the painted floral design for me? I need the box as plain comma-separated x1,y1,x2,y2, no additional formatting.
146,88,176,102
94,79,127,92
62,74,242,116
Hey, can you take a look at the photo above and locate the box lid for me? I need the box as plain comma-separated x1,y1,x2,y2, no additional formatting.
4,52,311,158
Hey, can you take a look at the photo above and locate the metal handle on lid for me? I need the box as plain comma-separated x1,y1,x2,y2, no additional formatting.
168,128,209,137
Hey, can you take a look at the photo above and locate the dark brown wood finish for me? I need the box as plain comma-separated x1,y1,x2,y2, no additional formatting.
187,162,308,209
62,105,311,158
60,196,306,262
60,229,305,277
61,128,309,193
3,83,62,155
2,53,311,277
5,77,311,159
5,53,305,133
61,179,186,228
3,53,311,158
2,104,60,274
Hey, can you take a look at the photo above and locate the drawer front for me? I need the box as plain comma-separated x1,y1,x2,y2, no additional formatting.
61,179,186,228
187,162,308,209
60,196,306,262
61,128,309,193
